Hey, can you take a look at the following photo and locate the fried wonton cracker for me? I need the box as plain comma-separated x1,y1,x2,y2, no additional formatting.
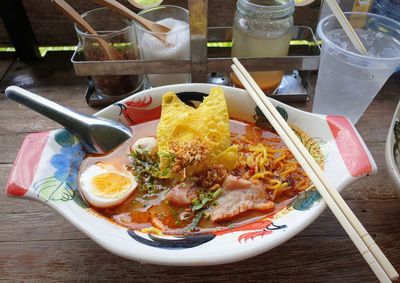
157,87,237,178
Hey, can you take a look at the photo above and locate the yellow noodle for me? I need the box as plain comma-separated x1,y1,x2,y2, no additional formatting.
271,187,280,200
285,160,300,165
251,171,273,180
232,128,312,199
266,179,281,190
280,165,298,177
272,154,286,166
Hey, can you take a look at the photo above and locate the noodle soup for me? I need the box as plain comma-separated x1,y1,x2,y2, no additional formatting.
79,88,311,235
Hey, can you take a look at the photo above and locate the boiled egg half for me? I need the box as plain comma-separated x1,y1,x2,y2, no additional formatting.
79,163,137,208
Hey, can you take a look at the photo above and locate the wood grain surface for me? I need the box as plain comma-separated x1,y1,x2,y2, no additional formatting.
0,52,399,282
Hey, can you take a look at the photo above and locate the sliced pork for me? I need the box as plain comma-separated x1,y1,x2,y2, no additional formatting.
165,181,197,206
210,175,274,222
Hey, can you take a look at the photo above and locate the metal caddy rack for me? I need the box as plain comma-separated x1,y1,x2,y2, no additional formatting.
71,0,320,106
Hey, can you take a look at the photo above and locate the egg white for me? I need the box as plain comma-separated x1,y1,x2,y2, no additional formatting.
79,163,137,208
132,137,158,155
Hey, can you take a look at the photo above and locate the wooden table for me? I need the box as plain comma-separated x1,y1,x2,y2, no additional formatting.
1,52,399,282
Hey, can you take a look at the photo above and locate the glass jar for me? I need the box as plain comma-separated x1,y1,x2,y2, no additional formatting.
231,0,294,94
75,8,143,97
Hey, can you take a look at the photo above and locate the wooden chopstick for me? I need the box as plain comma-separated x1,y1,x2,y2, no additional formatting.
231,57,397,282
325,0,368,55
232,57,398,280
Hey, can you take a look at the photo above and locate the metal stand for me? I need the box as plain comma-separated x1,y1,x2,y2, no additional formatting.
72,0,320,106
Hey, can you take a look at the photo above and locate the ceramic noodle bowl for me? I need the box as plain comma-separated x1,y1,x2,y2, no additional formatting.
5,84,377,266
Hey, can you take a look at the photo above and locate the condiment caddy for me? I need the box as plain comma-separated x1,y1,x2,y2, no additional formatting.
70,0,320,106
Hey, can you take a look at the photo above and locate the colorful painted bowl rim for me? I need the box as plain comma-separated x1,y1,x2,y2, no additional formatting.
6,83,377,266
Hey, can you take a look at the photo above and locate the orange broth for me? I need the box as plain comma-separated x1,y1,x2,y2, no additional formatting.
79,119,307,235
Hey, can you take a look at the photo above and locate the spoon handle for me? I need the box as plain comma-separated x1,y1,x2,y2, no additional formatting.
94,0,170,44
4,86,91,130
51,0,116,60
94,0,154,30
52,0,97,35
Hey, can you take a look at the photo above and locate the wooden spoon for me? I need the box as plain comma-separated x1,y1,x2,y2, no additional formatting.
52,0,122,60
94,0,171,43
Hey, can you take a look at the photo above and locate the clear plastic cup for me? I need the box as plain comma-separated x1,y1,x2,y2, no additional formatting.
312,12,400,124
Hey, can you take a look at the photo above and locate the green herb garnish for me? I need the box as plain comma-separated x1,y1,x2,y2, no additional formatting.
158,151,176,177
186,211,204,232
186,188,223,232
129,149,165,195
168,205,181,225
191,188,222,211
130,150,160,177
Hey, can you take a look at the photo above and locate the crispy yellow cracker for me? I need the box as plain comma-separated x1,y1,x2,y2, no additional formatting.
156,87,236,177
157,91,195,153
213,145,238,170
194,87,231,155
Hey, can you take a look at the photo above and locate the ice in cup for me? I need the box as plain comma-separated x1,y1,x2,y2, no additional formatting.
312,12,400,124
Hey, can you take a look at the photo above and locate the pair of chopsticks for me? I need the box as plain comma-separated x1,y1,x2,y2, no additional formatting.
231,58,397,283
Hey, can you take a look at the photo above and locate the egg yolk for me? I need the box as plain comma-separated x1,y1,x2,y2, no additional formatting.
91,173,132,197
